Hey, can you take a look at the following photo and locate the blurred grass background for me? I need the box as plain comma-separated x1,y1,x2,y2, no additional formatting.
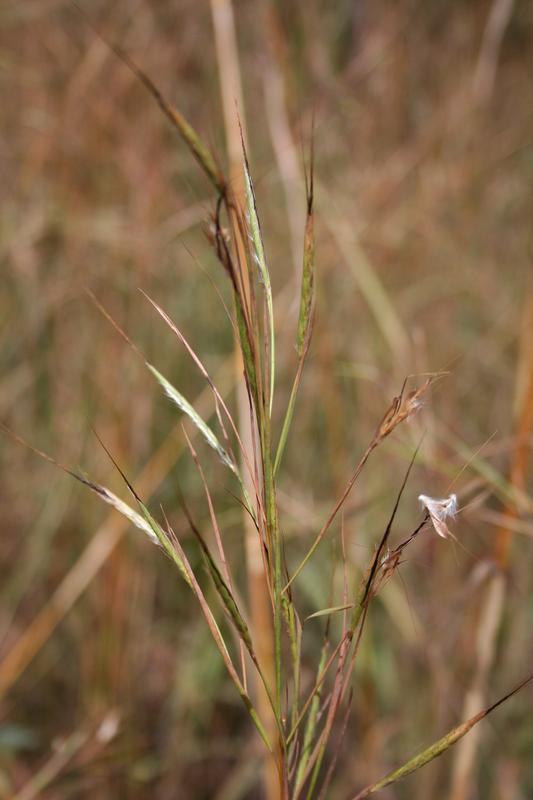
1,1,532,798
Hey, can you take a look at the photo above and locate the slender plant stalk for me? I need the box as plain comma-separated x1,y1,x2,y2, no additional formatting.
294,641,329,788
210,1,282,796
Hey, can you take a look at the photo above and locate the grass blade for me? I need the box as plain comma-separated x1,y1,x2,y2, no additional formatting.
351,672,533,799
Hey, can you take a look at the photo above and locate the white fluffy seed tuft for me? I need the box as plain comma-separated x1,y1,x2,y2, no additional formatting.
418,493,458,539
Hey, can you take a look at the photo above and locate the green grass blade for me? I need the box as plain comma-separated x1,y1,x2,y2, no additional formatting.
137,501,192,586
351,672,533,799
196,531,284,736
94,443,273,751
274,367,301,476
76,475,192,588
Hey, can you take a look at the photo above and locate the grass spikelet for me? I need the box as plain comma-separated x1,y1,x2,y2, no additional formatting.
147,363,238,475
274,149,315,475
178,490,255,657
74,5,225,194
297,141,315,358
91,430,193,586
94,429,274,747
209,201,261,408
0,424,192,584
241,134,275,417
79,481,160,546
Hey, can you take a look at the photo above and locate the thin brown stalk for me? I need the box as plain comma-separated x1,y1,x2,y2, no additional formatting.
287,634,348,747
286,381,431,590
293,629,351,800
293,445,421,798
182,430,233,589
286,441,375,591
316,690,353,800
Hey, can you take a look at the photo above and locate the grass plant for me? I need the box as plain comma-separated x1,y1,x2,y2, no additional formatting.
1,3,532,798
